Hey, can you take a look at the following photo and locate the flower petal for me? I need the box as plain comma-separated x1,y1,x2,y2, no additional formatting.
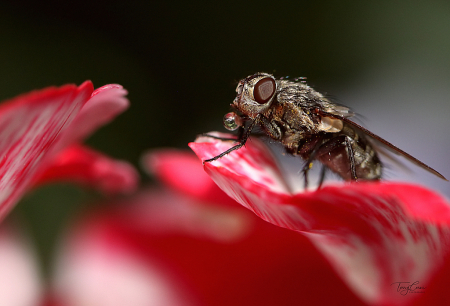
0,224,42,306
52,212,194,306
52,188,365,306
54,84,129,150
0,82,93,219
142,149,238,206
190,132,292,194
190,133,450,305
33,144,138,195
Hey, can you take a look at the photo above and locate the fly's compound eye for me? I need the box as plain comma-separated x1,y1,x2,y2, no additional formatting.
223,112,243,131
253,77,276,104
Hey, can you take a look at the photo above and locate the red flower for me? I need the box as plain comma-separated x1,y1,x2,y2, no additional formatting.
189,133,450,305
0,82,138,220
47,150,365,306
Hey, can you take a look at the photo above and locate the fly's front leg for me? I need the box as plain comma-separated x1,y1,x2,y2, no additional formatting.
203,116,259,163
201,134,239,141
259,117,282,140
201,127,243,142
202,114,249,142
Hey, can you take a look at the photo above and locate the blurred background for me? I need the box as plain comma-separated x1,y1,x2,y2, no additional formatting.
0,0,450,303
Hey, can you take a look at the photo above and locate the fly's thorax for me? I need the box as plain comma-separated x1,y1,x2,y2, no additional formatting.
270,98,318,134
276,79,325,107
233,72,277,119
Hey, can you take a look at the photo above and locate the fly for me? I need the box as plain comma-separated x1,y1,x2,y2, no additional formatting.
204,72,447,188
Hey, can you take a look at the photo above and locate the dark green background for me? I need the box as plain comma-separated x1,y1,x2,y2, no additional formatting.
1,1,450,274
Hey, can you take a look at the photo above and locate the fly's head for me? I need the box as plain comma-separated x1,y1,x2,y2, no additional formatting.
233,72,277,117
222,72,277,131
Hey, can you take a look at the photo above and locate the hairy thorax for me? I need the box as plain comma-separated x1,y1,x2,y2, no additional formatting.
261,97,320,153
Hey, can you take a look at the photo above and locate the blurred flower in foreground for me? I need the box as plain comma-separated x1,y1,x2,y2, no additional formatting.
189,133,450,305
0,82,138,221
0,224,41,306
48,150,365,306
1,148,449,305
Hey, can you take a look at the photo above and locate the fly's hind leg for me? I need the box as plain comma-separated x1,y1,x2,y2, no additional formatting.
343,136,358,181
300,134,358,189
312,135,358,182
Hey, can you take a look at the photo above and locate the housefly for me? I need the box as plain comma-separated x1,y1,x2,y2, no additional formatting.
204,72,447,188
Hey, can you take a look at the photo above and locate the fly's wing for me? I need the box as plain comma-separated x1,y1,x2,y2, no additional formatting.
370,140,413,174
320,102,355,118
319,110,448,181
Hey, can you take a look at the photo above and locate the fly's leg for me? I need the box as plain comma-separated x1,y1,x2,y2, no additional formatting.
313,135,358,181
236,124,245,141
300,139,326,190
304,162,327,190
201,133,240,142
302,161,313,190
317,166,327,189
202,114,249,141
203,117,259,163
344,136,358,181
301,135,358,189
202,119,247,142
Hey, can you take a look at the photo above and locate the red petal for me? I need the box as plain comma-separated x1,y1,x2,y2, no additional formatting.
0,82,93,219
53,189,364,306
190,133,450,305
142,149,238,206
54,84,129,150
190,133,292,194
33,144,138,195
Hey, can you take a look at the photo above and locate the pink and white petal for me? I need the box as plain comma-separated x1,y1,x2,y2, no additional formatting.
142,149,238,206
413,252,450,305
191,132,292,194
59,188,364,306
0,82,92,220
55,84,129,150
190,134,450,305
374,183,450,225
52,219,196,306
0,225,43,306
33,144,138,195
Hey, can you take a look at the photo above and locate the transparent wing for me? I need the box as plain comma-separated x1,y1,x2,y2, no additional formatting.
320,110,447,181
322,104,354,118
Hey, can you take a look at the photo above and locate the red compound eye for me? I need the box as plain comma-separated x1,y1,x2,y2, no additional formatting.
253,77,276,104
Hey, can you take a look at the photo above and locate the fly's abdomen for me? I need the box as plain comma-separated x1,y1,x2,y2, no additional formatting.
315,131,382,181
